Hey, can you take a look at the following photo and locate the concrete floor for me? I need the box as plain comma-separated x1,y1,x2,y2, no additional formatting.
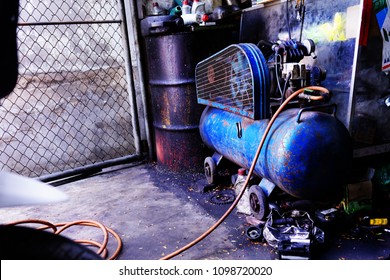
0,161,389,260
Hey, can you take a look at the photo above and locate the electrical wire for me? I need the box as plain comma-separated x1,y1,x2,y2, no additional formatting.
274,54,284,98
281,72,292,102
299,4,306,42
5,219,122,260
286,0,292,40
160,86,330,260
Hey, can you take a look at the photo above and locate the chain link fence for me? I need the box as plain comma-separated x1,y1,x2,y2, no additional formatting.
0,0,140,178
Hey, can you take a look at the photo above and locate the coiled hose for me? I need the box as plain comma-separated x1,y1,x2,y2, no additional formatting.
160,86,330,260
6,219,122,260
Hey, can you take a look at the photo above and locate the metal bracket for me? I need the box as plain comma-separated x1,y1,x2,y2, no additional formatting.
236,122,242,138
211,152,223,167
259,178,276,198
296,103,337,123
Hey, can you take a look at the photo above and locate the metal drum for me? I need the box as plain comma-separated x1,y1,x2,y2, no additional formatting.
199,105,353,201
144,31,204,172
142,16,239,172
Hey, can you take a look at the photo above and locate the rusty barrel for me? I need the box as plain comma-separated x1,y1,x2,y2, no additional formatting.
142,16,239,172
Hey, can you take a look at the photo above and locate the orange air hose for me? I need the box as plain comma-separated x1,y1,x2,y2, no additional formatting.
6,219,123,260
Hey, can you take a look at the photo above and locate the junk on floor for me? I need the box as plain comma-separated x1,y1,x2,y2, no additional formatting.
261,209,325,260
241,183,389,260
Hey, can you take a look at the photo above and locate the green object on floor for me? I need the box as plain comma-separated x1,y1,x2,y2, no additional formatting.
373,163,390,190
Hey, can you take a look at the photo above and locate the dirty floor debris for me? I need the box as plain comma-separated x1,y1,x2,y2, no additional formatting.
0,162,389,260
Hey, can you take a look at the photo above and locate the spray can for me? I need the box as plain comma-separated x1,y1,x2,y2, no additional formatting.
234,168,251,215
191,0,206,15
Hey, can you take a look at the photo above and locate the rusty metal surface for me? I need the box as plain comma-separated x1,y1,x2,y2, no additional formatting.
199,106,353,201
143,25,239,172
151,82,206,172
144,32,205,172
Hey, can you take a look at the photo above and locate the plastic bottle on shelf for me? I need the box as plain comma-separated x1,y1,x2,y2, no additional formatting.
191,0,206,15
181,13,209,25
233,168,251,215
181,0,191,15
151,2,166,15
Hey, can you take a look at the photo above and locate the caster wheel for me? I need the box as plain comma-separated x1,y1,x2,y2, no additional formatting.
204,157,216,184
249,185,269,221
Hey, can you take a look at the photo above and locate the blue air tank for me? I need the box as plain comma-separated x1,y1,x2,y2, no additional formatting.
199,106,353,201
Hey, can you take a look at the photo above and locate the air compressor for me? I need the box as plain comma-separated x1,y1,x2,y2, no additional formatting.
195,40,353,220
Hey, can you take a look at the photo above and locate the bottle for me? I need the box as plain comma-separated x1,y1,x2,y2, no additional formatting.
151,2,166,15
182,0,191,15
191,0,206,15
181,13,209,25
170,6,182,16
233,168,251,215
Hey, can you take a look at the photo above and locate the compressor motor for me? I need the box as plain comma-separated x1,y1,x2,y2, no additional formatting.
257,38,327,106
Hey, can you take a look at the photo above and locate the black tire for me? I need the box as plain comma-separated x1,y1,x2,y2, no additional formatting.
249,185,269,221
204,157,216,184
0,225,103,260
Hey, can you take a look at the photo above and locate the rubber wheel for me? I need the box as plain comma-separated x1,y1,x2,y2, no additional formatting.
249,185,269,221
204,157,216,184
0,225,103,260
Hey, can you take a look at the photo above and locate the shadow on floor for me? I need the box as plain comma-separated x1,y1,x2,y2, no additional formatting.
0,161,389,260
